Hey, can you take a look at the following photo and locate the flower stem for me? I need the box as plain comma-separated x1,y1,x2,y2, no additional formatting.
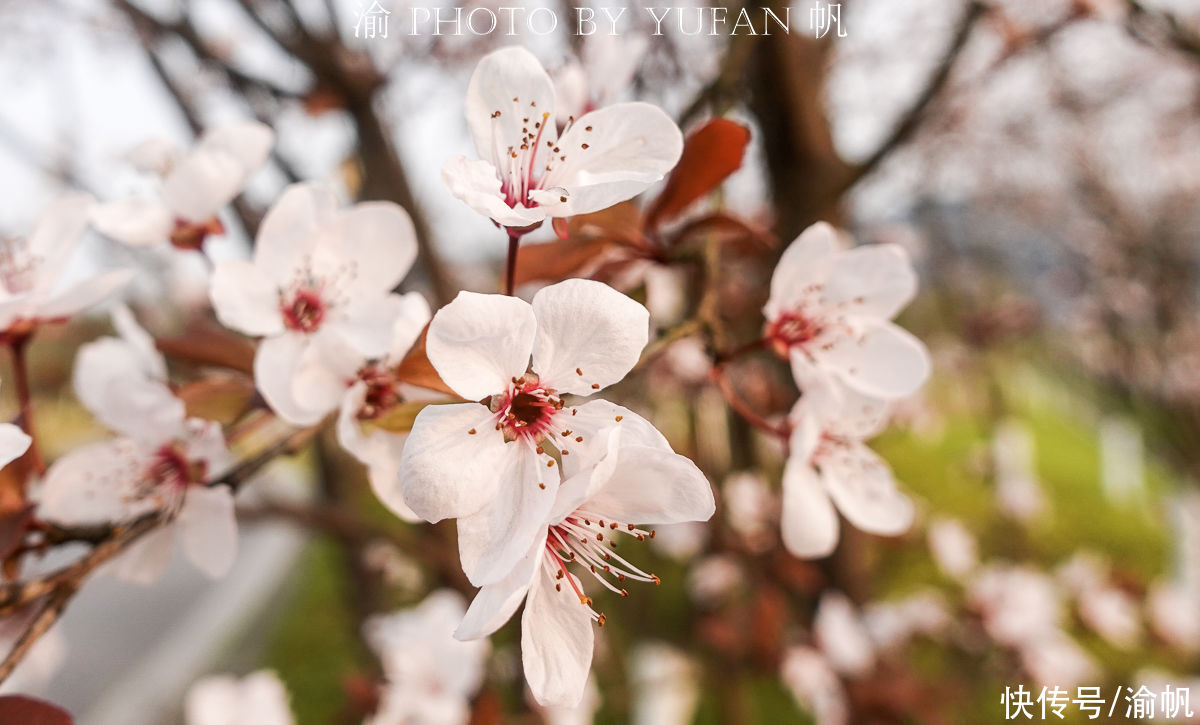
504,232,521,296
9,337,42,478
711,365,789,439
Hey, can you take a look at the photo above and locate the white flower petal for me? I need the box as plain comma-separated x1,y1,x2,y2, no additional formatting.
27,193,93,286
531,279,648,395
398,403,511,521
426,291,536,400
821,244,917,321
522,570,594,708
210,259,284,337
580,434,714,526
123,138,182,177
561,401,667,478
37,440,143,525
457,439,556,586
329,201,417,295
466,46,557,164
0,424,30,469
817,321,931,400
821,442,914,536
111,523,177,585
90,199,175,248
74,335,185,442
456,533,544,641
442,156,546,227
163,149,245,223
544,103,683,217
254,183,340,281
288,330,359,417
766,222,839,319
36,268,133,321
178,485,238,579
195,121,274,178
781,456,839,558
254,334,327,426
813,592,876,677
334,293,413,360
386,292,432,363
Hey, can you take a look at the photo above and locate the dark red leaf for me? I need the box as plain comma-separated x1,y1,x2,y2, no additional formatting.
0,505,34,561
394,325,455,396
513,238,620,287
0,695,73,725
644,118,752,231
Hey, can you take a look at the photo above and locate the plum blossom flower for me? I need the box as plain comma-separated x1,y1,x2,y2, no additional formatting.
397,278,660,586
335,293,433,521
364,589,489,725
38,306,236,584
0,193,131,340
451,425,714,707
442,46,683,230
763,222,930,402
927,517,978,581
780,646,848,725
780,382,914,558
209,183,419,426
185,670,294,725
92,122,274,250
812,591,876,678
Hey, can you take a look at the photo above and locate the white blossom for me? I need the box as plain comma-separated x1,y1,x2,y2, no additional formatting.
38,306,236,584
185,670,294,725
443,46,682,230
92,122,274,250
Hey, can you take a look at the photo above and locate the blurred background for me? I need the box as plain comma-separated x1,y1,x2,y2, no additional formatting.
2,0,1200,722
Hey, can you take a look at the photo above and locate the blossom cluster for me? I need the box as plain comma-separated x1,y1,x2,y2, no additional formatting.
0,42,934,720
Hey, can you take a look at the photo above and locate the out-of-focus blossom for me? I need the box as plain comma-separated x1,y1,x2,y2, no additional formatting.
686,554,745,604
862,589,951,651
781,646,848,725
335,293,433,521
650,521,709,560
442,46,682,230
453,426,714,707
398,279,660,586
210,183,419,426
927,517,978,581
968,562,1098,688
1147,583,1200,653
554,34,650,125
185,670,294,725
813,591,876,678
93,122,273,250
781,382,914,558
992,419,1046,522
969,563,1062,648
723,471,777,553
365,590,489,725
630,642,700,725
38,306,235,584
763,222,930,402
1055,552,1140,649
0,193,131,339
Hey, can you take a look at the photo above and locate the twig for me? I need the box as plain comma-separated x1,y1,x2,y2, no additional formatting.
710,365,788,439
0,584,77,683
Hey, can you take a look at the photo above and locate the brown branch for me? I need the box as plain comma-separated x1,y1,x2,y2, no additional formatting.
838,1,987,194
0,584,76,684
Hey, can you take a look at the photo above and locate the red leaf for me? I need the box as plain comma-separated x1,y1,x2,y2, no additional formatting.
394,325,455,396
0,504,33,561
644,118,751,231
0,695,73,724
551,216,569,240
513,238,620,287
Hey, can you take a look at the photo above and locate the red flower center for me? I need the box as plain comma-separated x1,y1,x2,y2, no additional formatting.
148,443,205,491
490,374,562,442
281,288,326,333
766,311,824,356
